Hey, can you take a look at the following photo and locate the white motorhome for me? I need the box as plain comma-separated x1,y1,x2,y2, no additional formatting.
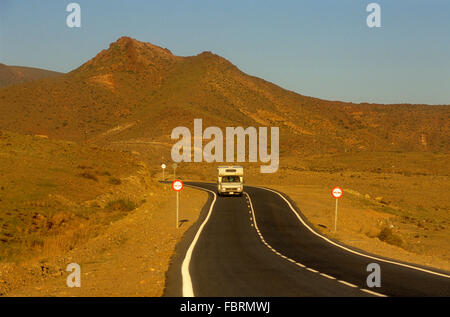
217,166,244,196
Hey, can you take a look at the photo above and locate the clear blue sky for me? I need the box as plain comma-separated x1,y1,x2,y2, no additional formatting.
1,0,449,104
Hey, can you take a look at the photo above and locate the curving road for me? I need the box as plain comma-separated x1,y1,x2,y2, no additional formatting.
164,182,450,297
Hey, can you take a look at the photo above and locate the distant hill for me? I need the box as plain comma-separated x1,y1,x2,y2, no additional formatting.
0,36,448,156
0,64,63,88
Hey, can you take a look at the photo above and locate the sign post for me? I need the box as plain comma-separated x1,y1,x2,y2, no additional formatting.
172,179,184,228
331,187,343,232
172,163,178,180
161,163,166,181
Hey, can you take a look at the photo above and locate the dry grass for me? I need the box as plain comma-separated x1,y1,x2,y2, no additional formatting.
0,130,143,262
105,199,137,212
77,172,99,182
5,186,208,297
39,224,92,258
108,177,122,185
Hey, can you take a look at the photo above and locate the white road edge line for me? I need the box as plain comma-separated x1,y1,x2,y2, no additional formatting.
244,191,385,296
257,186,450,279
181,185,217,297
306,268,319,273
361,288,388,297
338,280,358,288
320,273,336,280
182,185,388,298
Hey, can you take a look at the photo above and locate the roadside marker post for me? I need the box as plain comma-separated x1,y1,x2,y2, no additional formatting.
331,187,343,232
161,163,166,182
172,179,184,228
172,163,178,180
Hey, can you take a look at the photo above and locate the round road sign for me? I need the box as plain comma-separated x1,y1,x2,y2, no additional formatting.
331,187,343,199
172,179,184,192
161,163,166,169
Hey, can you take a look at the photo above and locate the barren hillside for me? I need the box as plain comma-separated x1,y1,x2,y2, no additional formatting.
0,36,448,157
0,64,62,88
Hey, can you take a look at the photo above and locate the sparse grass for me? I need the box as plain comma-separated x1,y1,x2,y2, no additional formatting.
0,131,142,262
96,170,111,176
105,199,136,212
77,172,98,182
41,225,92,256
36,180,58,188
77,165,92,170
108,177,122,185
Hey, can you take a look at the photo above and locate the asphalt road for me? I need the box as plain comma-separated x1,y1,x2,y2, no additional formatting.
164,182,450,297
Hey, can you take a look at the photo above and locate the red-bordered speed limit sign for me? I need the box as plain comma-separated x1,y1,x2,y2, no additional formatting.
172,179,184,192
331,187,343,199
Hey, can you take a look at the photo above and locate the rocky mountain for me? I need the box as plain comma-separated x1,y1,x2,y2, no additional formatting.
0,36,448,156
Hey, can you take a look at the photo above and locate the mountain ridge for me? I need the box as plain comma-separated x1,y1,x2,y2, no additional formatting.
0,63,63,88
0,36,448,156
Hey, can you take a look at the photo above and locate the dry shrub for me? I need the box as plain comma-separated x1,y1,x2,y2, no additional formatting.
40,225,92,258
77,172,98,182
378,227,404,248
96,170,111,176
105,199,136,212
108,177,122,185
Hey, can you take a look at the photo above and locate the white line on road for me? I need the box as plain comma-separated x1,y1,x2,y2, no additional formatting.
306,267,319,273
244,191,386,297
338,280,358,288
320,273,336,280
181,185,217,297
361,288,388,297
257,186,450,280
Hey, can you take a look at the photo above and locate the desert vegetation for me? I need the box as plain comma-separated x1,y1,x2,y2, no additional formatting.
0,130,148,262
0,36,448,295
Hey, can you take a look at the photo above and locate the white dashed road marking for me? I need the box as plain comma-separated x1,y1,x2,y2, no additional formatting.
244,191,387,297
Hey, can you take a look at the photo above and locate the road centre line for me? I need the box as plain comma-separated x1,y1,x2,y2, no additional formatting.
256,186,450,279
244,191,386,297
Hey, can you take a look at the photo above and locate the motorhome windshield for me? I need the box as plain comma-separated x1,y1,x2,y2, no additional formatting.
221,176,241,183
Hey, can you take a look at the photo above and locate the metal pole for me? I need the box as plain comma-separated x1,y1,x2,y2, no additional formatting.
334,199,338,232
164,169,166,191
176,191,179,228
